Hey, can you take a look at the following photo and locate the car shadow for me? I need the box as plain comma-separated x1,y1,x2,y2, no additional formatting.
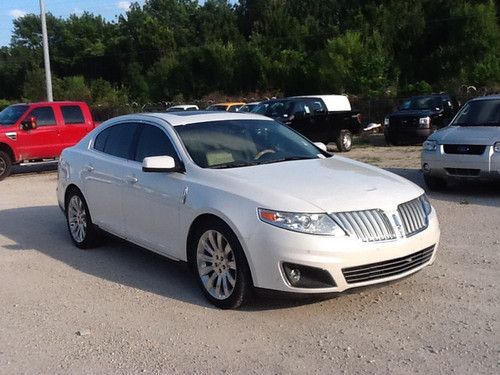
386,167,500,208
11,161,58,177
0,205,331,310
0,205,215,308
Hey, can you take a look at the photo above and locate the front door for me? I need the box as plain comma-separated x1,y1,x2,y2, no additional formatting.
16,106,60,160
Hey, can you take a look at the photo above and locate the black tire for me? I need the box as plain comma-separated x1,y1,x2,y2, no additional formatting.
189,220,252,309
336,130,353,152
0,151,12,181
423,174,447,191
65,189,99,249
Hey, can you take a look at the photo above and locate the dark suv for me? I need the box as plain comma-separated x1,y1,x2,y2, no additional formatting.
384,93,459,145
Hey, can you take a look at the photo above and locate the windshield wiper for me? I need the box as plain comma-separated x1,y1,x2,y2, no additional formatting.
256,156,317,165
209,161,260,169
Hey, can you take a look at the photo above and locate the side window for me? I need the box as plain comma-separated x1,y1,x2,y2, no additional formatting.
94,127,112,152
27,107,56,126
100,123,139,159
310,100,325,113
135,124,178,163
61,105,85,124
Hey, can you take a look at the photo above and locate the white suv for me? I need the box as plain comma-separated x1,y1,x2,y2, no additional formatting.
421,96,500,190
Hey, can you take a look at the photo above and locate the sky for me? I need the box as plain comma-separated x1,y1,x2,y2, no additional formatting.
0,0,147,47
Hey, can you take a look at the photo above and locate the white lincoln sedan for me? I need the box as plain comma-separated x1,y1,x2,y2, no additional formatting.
57,112,440,309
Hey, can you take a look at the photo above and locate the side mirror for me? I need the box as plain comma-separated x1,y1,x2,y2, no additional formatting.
142,156,181,173
314,142,327,152
21,116,37,130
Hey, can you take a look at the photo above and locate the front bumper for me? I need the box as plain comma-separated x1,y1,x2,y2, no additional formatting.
385,127,432,144
421,145,500,181
244,209,440,294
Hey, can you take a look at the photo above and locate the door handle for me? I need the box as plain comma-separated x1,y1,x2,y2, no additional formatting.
83,165,94,172
125,176,138,184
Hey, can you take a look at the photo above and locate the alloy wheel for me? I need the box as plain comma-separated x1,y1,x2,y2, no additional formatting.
196,230,237,300
67,195,88,243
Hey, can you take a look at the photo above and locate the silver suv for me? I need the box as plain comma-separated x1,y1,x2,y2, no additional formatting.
421,95,500,190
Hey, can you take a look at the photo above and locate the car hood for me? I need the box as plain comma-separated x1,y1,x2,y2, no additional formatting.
389,109,438,118
429,126,500,145
204,157,423,213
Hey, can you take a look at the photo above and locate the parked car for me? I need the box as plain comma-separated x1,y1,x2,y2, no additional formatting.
421,95,500,190
206,102,245,112
58,111,439,309
0,101,97,180
165,105,199,112
252,95,363,151
384,93,460,145
238,102,260,113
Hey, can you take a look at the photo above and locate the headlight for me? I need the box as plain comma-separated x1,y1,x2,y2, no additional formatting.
419,194,432,215
494,142,500,152
384,117,390,126
419,117,431,128
423,140,437,151
258,209,346,236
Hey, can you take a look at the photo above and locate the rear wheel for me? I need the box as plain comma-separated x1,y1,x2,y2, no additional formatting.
423,174,447,191
336,130,353,152
190,220,252,309
66,190,99,248
0,151,12,181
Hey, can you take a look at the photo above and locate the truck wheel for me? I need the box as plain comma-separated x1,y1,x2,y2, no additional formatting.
336,130,353,152
0,151,12,181
423,174,447,191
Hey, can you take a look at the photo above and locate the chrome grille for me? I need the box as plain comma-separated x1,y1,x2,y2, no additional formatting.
342,246,434,284
331,210,396,242
397,198,428,236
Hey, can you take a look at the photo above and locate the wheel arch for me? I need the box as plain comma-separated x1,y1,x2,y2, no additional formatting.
186,213,255,284
0,142,15,163
64,183,84,211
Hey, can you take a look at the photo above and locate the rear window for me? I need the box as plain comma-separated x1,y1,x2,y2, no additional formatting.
61,105,85,124
94,123,140,159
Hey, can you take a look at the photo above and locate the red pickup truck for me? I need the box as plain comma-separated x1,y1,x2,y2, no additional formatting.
0,101,97,180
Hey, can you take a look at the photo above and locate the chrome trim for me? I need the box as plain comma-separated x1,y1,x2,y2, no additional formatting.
397,197,428,237
331,209,397,242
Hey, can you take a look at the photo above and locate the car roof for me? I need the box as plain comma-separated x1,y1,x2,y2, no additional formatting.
123,111,272,127
469,95,500,102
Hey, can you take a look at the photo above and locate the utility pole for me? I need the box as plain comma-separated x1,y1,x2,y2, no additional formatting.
40,0,53,101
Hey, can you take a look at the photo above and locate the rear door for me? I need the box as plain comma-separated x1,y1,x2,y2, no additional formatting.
83,122,140,237
16,105,60,159
59,104,93,150
121,123,186,257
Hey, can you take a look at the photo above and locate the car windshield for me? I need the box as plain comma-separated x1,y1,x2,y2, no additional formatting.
0,104,28,125
206,105,227,111
451,99,500,127
175,119,329,169
251,101,294,117
239,104,256,112
400,97,442,111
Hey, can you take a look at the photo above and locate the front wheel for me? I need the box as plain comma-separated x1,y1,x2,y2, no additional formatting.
190,221,252,309
336,130,352,152
0,151,12,181
66,190,99,248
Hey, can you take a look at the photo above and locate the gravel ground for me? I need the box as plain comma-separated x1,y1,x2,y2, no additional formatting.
0,146,498,374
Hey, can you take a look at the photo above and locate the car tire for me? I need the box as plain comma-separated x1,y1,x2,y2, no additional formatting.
336,130,353,152
65,189,99,249
423,174,447,191
189,220,252,309
0,151,12,181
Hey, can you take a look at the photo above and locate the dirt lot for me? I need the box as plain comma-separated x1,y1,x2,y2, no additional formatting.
0,145,498,374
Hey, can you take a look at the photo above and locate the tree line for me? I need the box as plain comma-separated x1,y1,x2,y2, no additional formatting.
0,0,498,111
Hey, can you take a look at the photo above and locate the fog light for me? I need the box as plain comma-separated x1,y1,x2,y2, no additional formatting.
282,263,336,288
423,163,430,172
285,266,301,283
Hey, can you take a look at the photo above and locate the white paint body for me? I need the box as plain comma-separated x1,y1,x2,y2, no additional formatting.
58,112,440,294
